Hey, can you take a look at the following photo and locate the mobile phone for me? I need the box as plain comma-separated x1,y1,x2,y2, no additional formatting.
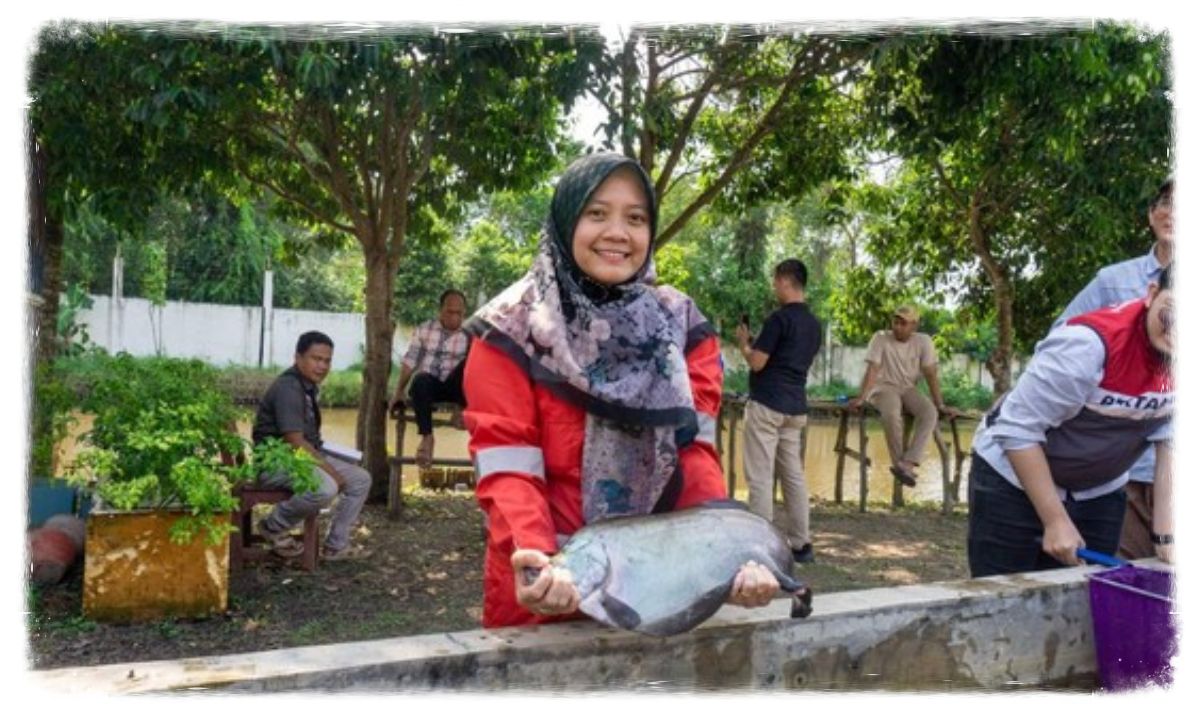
740,313,750,326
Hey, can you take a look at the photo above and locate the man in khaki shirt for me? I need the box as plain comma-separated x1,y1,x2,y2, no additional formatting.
848,305,946,486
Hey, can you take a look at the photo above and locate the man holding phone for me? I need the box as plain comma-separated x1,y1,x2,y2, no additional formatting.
735,259,823,563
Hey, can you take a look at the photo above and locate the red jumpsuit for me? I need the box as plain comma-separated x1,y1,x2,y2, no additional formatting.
463,334,728,628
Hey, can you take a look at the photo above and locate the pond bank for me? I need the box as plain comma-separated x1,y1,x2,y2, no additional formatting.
27,492,969,670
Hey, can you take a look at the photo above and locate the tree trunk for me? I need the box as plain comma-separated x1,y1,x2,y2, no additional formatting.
985,290,1015,396
358,244,397,504
29,129,61,365
967,198,1014,395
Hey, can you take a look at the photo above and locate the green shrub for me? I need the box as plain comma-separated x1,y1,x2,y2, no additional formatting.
806,378,858,402
65,354,323,546
723,367,749,395
29,360,78,477
724,368,858,402
938,369,995,412
317,370,363,407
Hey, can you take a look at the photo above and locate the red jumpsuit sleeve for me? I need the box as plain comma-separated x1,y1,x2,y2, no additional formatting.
463,338,557,554
675,334,730,508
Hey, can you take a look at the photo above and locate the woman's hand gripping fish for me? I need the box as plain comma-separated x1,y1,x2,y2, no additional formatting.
522,500,814,636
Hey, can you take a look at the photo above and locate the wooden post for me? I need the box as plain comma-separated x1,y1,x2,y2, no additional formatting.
893,415,912,508
833,409,848,505
388,414,407,519
857,410,869,513
948,414,971,510
935,418,952,515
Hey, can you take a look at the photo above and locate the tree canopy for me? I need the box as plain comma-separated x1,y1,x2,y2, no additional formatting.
852,24,1171,391
28,20,1175,472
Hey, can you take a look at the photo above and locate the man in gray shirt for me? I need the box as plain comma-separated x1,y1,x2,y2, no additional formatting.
253,331,372,561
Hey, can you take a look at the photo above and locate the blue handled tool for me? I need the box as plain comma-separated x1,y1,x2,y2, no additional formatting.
1032,538,1129,567
1076,548,1128,567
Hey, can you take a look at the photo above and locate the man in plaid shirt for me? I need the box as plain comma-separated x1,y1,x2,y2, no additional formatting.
389,289,471,468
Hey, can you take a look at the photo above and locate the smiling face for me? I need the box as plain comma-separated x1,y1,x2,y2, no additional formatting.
571,167,652,287
1145,283,1174,357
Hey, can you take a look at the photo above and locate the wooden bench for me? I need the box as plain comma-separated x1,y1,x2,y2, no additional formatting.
222,430,350,573
229,485,320,571
829,402,976,514
713,394,976,515
387,402,471,520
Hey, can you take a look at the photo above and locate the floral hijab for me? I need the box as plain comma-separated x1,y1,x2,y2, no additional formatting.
466,153,715,523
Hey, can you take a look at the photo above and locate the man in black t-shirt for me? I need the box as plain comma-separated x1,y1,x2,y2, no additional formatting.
735,259,823,563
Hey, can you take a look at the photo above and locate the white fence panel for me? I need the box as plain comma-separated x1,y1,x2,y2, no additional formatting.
76,293,1014,385
268,307,372,369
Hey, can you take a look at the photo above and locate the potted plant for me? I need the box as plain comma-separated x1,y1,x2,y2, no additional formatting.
65,353,316,622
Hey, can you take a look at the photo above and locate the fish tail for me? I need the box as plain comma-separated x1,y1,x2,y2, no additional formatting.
789,584,814,619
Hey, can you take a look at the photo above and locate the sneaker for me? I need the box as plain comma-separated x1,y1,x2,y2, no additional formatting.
792,544,815,564
257,519,305,558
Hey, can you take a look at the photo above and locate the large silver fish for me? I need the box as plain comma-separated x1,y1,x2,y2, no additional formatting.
523,500,813,637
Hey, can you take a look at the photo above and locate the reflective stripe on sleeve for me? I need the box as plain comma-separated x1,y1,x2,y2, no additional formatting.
475,446,546,482
697,412,718,445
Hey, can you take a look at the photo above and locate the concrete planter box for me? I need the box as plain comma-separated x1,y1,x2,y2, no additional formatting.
83,508,230,622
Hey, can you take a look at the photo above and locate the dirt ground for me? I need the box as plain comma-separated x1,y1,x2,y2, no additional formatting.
26,491,969,671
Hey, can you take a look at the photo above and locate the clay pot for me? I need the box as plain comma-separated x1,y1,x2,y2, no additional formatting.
43,514,85,551
28,527,78,586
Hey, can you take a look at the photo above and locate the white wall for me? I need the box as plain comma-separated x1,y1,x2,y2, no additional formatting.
720,339,1012,391
78,293,1014,385
77,294,417,371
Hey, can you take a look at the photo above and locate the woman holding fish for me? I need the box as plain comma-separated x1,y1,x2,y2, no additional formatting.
462,153,782,628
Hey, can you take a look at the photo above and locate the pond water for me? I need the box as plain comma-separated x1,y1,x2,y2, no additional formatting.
58,409,978,505
318,409,977,504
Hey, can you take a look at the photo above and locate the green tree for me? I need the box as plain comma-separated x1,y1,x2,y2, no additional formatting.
858,25,1171,392
102,24,603,492
393,207,454,327
29,24,199,363
592,26,882,247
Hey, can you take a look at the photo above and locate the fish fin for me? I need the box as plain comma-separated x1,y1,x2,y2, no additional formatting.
600,592,643,631
766,567,813,617
790,585,814,619
697,498,751,512
772,569,803,594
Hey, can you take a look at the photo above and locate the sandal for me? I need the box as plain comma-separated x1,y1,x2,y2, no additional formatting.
257,519,305,558
889,465,918,488
415,435,434,470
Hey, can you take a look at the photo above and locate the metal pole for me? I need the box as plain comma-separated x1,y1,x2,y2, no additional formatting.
109,248,124,352
260,269,274,367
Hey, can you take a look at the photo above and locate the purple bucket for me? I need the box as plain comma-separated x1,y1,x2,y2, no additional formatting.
1086,565,1176,691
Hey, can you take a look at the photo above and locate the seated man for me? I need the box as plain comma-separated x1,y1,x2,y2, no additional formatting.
252,331,372,561
389,289,471,469
848,305,946,487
